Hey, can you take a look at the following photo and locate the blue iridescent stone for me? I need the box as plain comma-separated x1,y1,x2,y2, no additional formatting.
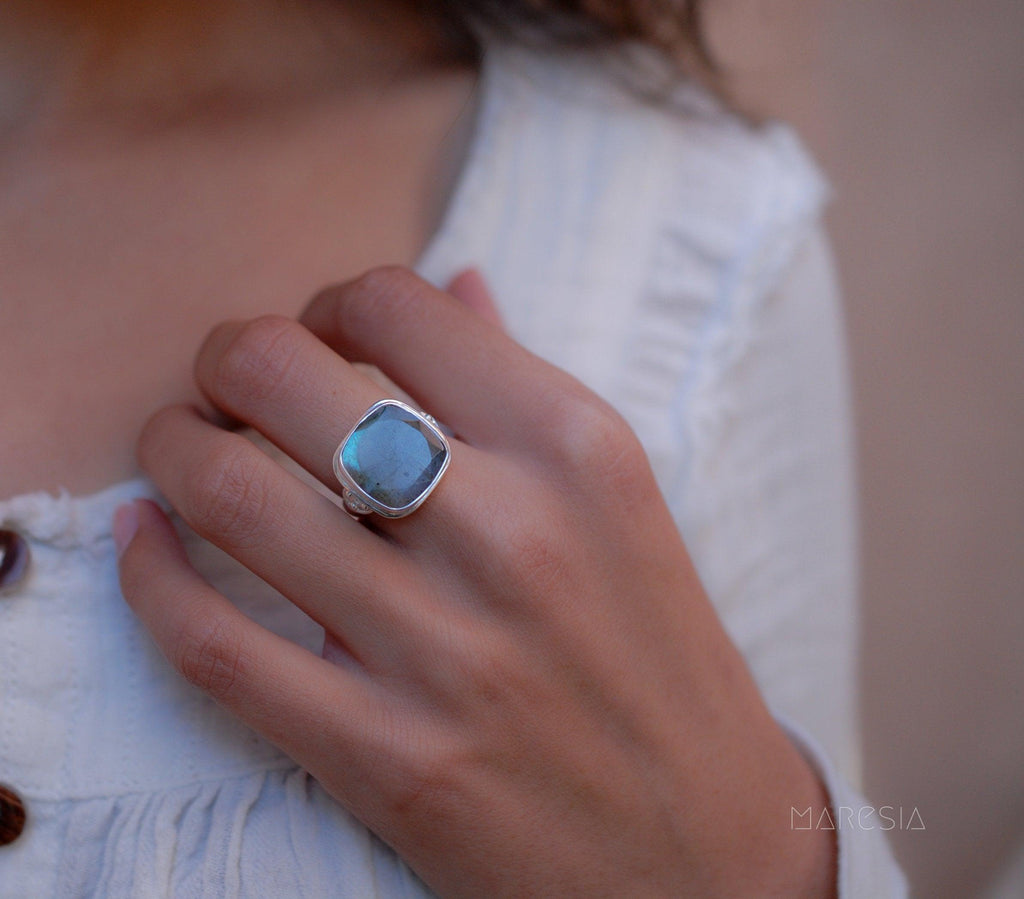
340,403,448,511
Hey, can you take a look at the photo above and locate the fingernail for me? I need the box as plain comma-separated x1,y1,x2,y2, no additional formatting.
113,501,140,557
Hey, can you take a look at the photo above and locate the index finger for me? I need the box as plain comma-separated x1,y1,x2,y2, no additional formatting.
300,266,582,452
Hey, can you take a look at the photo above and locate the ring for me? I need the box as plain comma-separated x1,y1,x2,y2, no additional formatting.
333,399,451,519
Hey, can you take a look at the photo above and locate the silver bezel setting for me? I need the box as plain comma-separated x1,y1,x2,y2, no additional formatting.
333,399,451,519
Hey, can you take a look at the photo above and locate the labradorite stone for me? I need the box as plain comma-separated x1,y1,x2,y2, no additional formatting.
341,404,447,509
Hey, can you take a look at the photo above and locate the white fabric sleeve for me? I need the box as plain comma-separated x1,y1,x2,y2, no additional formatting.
765,231,908,897
778,713,909,898
678,223,908,898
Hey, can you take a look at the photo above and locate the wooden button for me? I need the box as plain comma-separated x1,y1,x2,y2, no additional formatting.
0,529,30,594
0,784,27,845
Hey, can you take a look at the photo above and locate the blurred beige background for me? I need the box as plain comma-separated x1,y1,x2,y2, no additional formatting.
709,1,1024,896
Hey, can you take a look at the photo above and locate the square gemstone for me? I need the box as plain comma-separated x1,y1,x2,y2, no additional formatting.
338,401,449,514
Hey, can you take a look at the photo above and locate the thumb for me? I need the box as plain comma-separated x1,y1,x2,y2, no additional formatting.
445,267,504,330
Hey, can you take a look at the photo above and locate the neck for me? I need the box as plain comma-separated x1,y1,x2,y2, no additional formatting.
0,0,446,135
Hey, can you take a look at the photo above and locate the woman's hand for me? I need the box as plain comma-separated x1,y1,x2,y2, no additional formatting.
115,266,836,897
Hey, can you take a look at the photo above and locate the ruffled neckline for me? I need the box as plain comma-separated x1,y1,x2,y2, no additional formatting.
0,476,162,547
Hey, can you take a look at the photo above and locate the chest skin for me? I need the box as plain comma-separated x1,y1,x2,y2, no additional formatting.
0,64,479,500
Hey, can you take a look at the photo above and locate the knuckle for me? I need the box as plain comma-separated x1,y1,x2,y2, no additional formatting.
390,750,446,820
184,440,272,545
542,393,647,489
339,266,426,328
173,611,247,701
350,265,422,303
210,315,303,406
385,730,466,829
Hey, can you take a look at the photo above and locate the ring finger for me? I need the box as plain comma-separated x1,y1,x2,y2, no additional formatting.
138,403,448,672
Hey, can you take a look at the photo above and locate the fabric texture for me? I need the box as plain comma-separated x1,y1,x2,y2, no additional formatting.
0,39,906,897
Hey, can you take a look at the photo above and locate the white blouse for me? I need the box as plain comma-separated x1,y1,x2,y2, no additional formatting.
0,40,906,897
